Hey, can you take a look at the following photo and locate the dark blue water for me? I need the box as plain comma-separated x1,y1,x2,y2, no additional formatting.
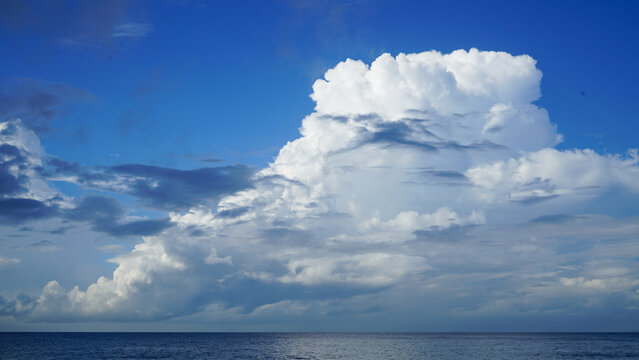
1,332,638,359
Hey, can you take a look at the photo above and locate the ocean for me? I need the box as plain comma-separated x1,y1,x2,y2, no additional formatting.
1,332,638,359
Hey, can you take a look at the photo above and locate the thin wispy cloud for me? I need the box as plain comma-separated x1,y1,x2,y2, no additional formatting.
112,22,153,39
0,256,20,267
0,78,92,133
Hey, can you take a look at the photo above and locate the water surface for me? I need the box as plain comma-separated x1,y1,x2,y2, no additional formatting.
1,332,638,359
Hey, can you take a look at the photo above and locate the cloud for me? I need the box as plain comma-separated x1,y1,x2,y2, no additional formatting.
0,119,254,241
0,293,35,317
0,198,58,224
0,144,29,196
112,22,152,38
5,49,639,328
275,253,430,286
529,214,584,224
0,120,174,236
65,195,174,237
0,0,151,49
0,121,155,234
45,157,114,184
44,157,256,212
108,164,255,211
0,121,65,225
0,78,92,132
216,206,251,219
97,244,125,253
313,50,540,115
0,255,20,267
105,218,174,237
12,240,61,252
465,148,639,203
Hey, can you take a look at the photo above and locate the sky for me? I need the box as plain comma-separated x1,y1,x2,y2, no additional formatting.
0,0,638,332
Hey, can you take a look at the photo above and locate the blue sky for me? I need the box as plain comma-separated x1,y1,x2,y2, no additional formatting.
1,0,639,331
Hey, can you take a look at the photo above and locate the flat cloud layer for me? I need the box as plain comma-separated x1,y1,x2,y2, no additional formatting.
1,49,639,330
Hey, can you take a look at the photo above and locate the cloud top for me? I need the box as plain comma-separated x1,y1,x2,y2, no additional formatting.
312,49,542,116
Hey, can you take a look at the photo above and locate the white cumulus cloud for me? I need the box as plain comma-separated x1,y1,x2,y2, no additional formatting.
5,49,638,327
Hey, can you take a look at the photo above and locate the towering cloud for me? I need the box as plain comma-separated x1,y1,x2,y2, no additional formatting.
2,49,638,328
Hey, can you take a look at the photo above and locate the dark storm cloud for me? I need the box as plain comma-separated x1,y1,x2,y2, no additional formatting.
0,139,62,226
0,198,58,224
0,144,29,196
110,164,255,211
43,157,256,212
65,195,173,237
0,193,172,236
1,119,250,229
45,157,114,183
106,218,173,237
216,206,251,219
66,195,125,222
0,78,91,132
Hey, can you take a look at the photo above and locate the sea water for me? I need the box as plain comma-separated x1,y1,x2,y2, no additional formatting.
1,332,638,359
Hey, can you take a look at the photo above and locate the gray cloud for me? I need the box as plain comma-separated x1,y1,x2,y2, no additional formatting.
65,195,173,237
109,164,255,211
216,206,251,219
43,157,255,212
0,144,29,196
419,170,468,180
106,218,173,237
45,157,115,184
0,78,91,133
260,227,314,246
366,121,438,151
0,293,36,317
529,214,585,224
413,224,476,243
512,194,560,205
332,116,507,156
0,194,172,236
0,198,58,224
